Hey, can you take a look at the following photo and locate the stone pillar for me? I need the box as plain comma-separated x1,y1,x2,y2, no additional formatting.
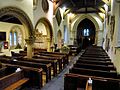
95,30,98,45
72,30,76,45
46,37,51,52
25,37,34,58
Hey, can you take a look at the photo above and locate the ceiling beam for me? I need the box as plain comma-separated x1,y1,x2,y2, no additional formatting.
98,7,106,14
63,9,71,18
70,0,76,7
1,16,14,22
102,0,109,5
53,0,63,15
72,10,101,14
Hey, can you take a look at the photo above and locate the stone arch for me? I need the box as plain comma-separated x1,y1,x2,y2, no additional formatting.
72,14,101,45
35,17,53,51
0,6,33,39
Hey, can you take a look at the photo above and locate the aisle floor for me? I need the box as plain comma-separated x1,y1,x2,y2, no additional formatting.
41,54,80,90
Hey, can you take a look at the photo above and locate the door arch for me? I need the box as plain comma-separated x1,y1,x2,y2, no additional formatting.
77,18,95,49
72,14,101,46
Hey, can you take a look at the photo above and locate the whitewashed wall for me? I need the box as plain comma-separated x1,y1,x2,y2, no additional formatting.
33,0,53,27
0,22,25,51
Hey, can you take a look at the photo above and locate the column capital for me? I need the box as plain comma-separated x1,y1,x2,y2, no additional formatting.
25,36,35,45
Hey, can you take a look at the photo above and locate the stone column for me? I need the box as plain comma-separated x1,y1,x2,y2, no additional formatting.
25,37,34,58
95,30,98,45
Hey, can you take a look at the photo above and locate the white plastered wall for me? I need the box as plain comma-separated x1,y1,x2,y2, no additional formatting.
53,8,64,44
107,0,120,73
33,0,53,27
0,22,25,51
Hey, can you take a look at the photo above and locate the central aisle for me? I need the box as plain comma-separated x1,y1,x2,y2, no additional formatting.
41,55,80,90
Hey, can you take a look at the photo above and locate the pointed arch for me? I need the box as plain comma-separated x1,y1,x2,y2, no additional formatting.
35,17,53,51
72,14,102,45
35,17,53,41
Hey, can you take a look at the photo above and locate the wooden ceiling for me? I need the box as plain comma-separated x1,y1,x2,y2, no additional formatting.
0,15,22,24
57,0,109,14
0,0,110,24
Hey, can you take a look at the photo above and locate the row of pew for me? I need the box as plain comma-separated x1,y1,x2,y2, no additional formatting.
64,46,120,90
0,49,69,89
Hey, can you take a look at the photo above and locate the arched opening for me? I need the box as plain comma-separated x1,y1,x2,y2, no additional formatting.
35,18,53,51
77,18,95,49
0,7,33,53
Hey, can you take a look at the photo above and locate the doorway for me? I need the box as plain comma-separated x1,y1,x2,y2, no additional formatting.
77,18,95,49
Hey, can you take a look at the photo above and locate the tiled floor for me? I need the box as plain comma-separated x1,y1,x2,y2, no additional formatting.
41,54,81,90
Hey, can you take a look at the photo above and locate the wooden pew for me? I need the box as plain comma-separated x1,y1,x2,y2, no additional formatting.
92,78,120,90
37,51,69,65
0,67,29,90
79,57,111,61
0,58,51,83
81,54,109,58
19,50,69,66
11,51,25,58
3,64,43,89
76,59,114,66
82,52,108,56
12,60,51,83
64,73,120,90
20,48,47,55
15,57,58,77
64,73,90,90
37,53,67,68
73,63,116,71
33,55,63,72
68,45,78,55
69,67,118,79
34,48,47,53
0,67,12,78
20,50,68,67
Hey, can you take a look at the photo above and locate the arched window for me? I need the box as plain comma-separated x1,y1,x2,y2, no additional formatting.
10,32,12,46
9,26,22,49
64,25,68,44
83,29,89,36
9,31,18,47
14,32,17,46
